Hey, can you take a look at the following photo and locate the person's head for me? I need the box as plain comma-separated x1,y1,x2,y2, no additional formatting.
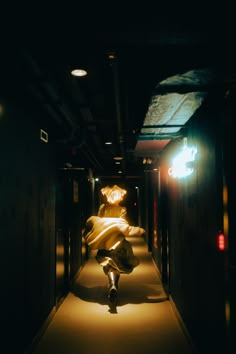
101,185,127,205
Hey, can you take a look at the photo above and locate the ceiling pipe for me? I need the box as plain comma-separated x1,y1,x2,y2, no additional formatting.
109,53,126,173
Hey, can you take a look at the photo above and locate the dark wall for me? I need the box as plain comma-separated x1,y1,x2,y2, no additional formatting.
55,172,90,304
0,84,89,352
64,172,92,281
0,94,57,352
221,87,236,349
154,92,227,353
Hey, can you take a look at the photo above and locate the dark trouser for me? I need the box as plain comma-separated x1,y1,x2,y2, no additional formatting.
96,239,139,275
107,268,120,302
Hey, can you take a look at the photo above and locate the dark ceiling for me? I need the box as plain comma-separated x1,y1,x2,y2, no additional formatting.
1,5,235,179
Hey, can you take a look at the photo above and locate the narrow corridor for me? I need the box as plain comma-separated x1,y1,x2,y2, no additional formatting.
29,236,197,354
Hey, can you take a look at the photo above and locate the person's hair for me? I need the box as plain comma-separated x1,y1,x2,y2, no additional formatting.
101,185,127,204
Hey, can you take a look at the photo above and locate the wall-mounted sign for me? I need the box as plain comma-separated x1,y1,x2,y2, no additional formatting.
40,129,48,143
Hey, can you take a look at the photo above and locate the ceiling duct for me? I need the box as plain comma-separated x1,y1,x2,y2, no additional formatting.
135,68,213,156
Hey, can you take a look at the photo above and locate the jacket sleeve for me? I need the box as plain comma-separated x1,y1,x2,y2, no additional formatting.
120,206,127,219
127,226,146,236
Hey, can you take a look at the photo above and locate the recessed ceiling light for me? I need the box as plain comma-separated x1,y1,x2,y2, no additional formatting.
105,141,112,145
108,51,116,60
71,69,87,77
113,156,123,161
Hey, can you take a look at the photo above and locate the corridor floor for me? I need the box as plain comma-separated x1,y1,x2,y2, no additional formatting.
29,236,197,354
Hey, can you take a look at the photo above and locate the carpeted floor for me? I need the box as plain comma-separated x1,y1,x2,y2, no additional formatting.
30,236,197,354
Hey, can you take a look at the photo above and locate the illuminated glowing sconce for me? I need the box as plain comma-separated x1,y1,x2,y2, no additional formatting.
168,138,197,179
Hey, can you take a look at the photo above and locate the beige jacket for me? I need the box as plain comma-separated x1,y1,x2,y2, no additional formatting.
83,216,145,250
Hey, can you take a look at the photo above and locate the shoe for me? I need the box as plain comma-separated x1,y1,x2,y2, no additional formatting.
108,285,118,301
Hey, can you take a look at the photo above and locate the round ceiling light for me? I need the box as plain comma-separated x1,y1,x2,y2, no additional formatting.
71,69,87,77
113,156,123,161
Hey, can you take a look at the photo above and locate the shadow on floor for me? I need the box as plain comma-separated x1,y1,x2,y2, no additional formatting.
71,282,168,307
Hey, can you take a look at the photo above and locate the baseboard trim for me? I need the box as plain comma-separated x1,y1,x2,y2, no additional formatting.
24,306,57,354
169,295,199,354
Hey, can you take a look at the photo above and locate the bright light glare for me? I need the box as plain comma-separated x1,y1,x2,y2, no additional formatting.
168,145,197,178
71,69,87,77
102,185,127,204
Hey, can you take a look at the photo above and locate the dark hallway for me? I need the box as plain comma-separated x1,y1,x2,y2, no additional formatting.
1,5,236,354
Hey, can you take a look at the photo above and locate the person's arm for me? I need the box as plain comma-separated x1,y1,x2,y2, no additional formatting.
127,225,145,236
